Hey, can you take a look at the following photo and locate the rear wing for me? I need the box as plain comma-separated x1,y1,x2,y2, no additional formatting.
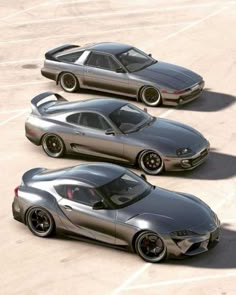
22,167,45,185
31,92,67,116
45,44,79,61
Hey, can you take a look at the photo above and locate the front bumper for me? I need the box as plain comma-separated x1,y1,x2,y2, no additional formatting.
162,80,205,106
166,217,220,258
164,145,210,171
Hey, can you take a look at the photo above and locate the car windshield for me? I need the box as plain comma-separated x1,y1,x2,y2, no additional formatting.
109,104,153,133
99,171,152,208
116,48,156,72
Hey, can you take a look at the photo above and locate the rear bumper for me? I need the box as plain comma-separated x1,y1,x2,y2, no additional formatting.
162,80,205,106
164,144,210,172
12,200,23,223
41,68,57,81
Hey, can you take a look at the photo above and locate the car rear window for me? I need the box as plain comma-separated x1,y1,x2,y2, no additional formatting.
57,51,84,63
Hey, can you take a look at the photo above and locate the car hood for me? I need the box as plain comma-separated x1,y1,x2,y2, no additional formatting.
117,188,213,231
130,118,208,154
133,61,202,90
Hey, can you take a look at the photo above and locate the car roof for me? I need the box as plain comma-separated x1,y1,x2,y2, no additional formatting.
88,42,133,55
45,98,127,115
31,163,126,187
61,42,133,56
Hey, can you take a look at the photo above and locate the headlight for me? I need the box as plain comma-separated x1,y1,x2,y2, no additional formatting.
176,147,192,156
170,230,198,237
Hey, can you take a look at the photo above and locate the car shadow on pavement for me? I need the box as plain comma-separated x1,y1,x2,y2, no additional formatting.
166,224,236,269
177,89,235,112
164,150,236,180
74,88,236,112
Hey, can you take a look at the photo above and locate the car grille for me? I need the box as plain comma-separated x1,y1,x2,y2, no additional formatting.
190,149,208,167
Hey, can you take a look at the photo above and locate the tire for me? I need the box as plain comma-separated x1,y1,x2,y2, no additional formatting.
42,133,65,158
138,150,164,175
59,72,79,93
135,231,167,263
26,207,55,237
140,86,162,107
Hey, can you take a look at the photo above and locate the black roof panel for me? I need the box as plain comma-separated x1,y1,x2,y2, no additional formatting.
32,163,125,187
46,98,127,115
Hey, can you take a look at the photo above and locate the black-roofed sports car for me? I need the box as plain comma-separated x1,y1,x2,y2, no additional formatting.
41,42,204,107
12,163,220,263
25,92,210,175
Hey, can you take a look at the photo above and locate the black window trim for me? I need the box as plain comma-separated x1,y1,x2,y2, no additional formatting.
65,110,120,133
56,50,85,64
55,184,103,207
84,50,127,73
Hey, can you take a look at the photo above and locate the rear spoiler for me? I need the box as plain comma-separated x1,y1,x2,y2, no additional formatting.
31,91,67,116
22,167,45,185
45,44,79,61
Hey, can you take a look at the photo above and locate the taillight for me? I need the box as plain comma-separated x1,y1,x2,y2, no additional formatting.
14,186,19,197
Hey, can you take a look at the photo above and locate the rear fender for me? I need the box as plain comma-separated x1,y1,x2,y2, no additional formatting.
18,186,65,230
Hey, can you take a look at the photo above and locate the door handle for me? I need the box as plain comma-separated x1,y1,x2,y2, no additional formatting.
74,130,85,135
63,205,73,211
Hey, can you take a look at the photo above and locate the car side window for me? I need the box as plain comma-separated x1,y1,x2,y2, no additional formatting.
79,112,111,130
57,51,84,63
66,113,81,125
86,52,119,71
55,185,101,206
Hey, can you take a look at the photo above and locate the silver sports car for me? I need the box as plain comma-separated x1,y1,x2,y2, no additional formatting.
25,92,210,175
12,163,220,263
41,42,204,107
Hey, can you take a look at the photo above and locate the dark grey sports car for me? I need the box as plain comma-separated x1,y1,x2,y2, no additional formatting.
25,92,210,175
12,163,220,262
41,42,204,107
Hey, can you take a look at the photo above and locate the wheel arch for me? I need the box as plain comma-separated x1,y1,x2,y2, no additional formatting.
56,71,80,86
136,148,165,165
132,229,150,253
137,84,161,101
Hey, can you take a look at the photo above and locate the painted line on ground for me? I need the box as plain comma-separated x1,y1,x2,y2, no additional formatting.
0,110,28,126
0,108,29,114
9,2,230,26
0,0,59,21
0,58,43,66
159,109,175,118
0,22,194,45
126,272,236,290
157,6,228,44
111,264,150,295
0,80,49,89
0,0,91,22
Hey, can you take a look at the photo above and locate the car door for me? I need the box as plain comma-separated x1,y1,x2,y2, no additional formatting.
66,112,128,163
57,185,116,244
83,52,132,95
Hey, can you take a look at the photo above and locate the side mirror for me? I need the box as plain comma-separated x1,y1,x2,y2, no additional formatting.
105,128,115,136
116,67,126,73
143,107,148,113
93,201,105,210
148,53,152,57
140,174,147,181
